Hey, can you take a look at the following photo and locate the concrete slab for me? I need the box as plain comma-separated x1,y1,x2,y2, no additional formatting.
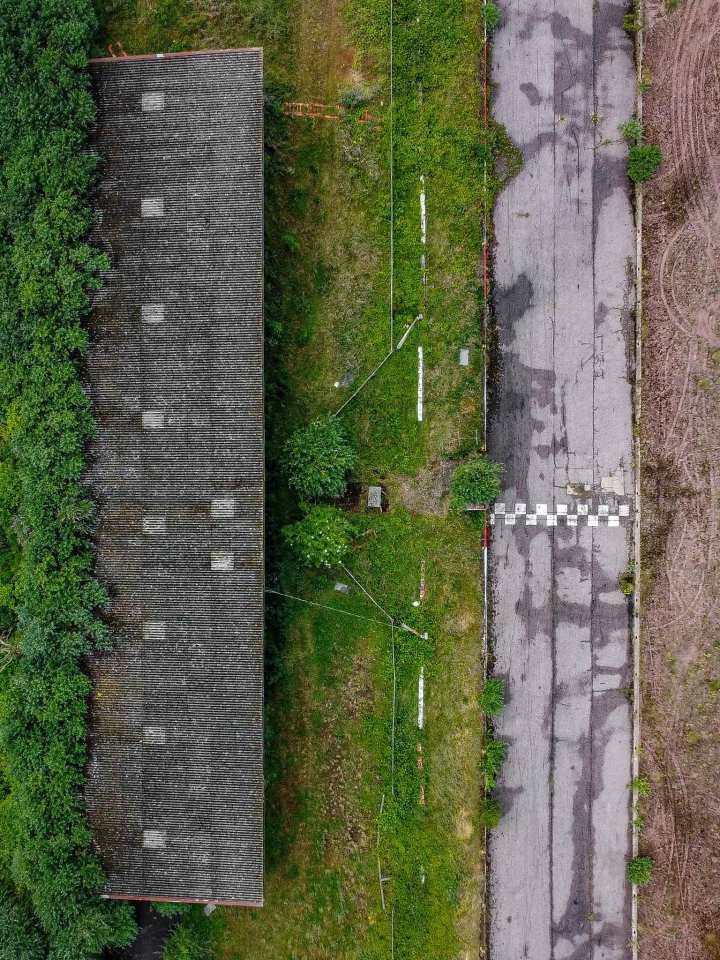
488,1,635,957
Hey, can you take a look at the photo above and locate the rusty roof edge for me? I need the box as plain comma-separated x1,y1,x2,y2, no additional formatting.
89,47,263,65
103,893,263,907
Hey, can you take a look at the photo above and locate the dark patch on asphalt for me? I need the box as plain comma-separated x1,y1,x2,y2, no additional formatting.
495,273,534,340
593,153,631,244
552,731,592,953
555,537,592,576
520,81,542,106
518,12,544,42
516,130,554,169
550,11,592,45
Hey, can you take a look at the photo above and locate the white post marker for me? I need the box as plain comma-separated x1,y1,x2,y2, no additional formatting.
420,176,427,245
417,346,424,421
417,667,425,729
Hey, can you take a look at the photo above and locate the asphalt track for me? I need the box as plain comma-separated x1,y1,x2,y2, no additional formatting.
488,2,636,958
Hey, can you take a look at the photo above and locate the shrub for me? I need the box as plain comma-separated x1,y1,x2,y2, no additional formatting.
627,855,654,886
153,901,194,918
623,10,642,32
162,907,215,960
0,886,46,960
340,85,372,110
479,677,505,716
450,456,502,510
285,418,356,499
619,561,635,596
283,505,354,568
628,144,662,182
620,117,643,144
631,776,651,799
480,2,501,32
480,738,507,790
479,797,502,829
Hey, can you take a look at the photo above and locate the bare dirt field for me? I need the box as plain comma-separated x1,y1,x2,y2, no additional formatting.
640,1,720,956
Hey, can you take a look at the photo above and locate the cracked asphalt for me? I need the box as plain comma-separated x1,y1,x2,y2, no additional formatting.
488,2,636,958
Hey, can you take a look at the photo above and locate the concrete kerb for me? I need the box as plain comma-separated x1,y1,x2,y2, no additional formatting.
631,3,644,958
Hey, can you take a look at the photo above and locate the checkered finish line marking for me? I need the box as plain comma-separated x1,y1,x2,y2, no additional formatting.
490,502,632,528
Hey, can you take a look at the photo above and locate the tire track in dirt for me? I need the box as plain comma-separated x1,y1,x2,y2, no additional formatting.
641,1,720,957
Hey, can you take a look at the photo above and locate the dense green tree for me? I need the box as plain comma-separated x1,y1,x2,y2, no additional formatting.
449,456,502,511
0,886,47,960
0,1,136,956
283,504,354,568
285,418,356,499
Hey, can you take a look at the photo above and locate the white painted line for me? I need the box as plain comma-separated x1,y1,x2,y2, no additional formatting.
567,516,578,527
419,176,427,245
619,503,630,517
417,668,425,729
557,504,568,515
578,504,589,515
526,514,537,525
494,503,506,515
547,514,557,526
536,503,547,516
417,346,424,421
588,515,599,527
396,313,421,351
515,502,526,515
608,515,620,527
504,514,516,526
598,504,610,516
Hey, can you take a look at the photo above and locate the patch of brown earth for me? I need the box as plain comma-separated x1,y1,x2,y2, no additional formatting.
391,461,454,517
640,2,720,956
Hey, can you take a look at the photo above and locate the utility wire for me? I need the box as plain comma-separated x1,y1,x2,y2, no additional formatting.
340,562,395,623
265,589,389,627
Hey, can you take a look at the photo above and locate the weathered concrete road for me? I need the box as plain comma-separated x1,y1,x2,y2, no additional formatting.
488,2,636,959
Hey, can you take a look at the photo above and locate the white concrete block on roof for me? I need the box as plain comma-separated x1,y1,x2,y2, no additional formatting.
141,303,165,323
211,551,234,572
142,516,167,535
141,91,165,112
142,410,165,429
143,829,167,850
211,498,236,519
141,197,164,218
142,621,167,641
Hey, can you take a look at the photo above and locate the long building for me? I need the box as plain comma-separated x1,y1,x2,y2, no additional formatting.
84,49,264,906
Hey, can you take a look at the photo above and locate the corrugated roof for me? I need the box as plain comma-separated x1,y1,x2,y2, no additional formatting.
84,49,264,906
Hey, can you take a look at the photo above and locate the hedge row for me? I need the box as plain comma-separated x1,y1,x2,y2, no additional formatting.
0,2,135,957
